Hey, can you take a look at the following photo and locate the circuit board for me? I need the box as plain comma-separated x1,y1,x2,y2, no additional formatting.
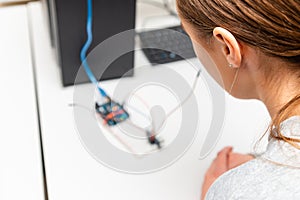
95,100,129,126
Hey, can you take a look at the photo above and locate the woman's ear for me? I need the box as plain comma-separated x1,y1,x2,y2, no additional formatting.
213,27,242,68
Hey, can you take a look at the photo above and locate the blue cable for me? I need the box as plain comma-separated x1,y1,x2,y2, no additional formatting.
80,0,108,97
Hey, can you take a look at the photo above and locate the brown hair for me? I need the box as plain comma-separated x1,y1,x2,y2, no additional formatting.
177,0,300,148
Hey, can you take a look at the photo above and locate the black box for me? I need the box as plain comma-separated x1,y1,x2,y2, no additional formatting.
46,0,136,86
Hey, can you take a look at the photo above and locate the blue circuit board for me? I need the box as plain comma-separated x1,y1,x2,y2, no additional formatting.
95,100,129,126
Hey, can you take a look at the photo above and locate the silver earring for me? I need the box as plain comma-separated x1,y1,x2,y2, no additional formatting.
228,63,233,68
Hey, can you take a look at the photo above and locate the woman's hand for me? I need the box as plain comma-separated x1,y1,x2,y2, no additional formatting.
201,146,254,200
228,152,254,169
201,146,233,200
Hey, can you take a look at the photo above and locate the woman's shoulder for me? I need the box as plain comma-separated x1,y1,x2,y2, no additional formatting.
205,158,300,200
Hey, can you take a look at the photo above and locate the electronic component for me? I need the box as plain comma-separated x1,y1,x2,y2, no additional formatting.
95,99,129,126
146,130,162,149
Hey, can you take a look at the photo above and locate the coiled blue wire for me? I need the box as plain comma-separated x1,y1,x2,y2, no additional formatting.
80,0,108,97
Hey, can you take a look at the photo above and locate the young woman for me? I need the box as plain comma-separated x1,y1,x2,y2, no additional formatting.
176,0,300,199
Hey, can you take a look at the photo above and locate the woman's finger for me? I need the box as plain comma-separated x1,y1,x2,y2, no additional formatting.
215,146,233,170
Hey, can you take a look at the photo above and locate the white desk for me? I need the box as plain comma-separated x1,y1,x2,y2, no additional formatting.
29,1,270,199
0,4,44,200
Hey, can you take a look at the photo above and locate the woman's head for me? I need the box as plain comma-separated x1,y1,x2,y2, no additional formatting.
176,0,300,148
177,0,300,60
177,0,300,96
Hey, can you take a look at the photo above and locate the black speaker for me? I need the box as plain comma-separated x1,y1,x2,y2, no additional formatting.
46,0,136,86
